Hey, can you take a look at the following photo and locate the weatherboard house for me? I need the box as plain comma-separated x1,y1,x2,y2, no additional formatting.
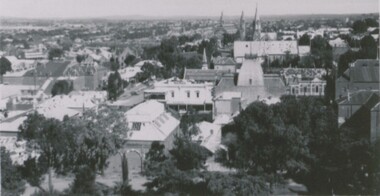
124,100,180,154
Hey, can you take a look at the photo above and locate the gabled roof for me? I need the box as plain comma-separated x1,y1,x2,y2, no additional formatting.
193,121,222,153
125,100,165,122
212,56,236,65
350,59,379,82
339,91,380,105
184,69,229,81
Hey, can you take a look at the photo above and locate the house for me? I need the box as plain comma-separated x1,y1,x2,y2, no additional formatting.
233,41,310,64
213,92,241,119
124,100,180,153
144,77,214,114
192,121,222,154
183,68,230,83
212,56,237,73
281,68,327,96
35,91,107,120
338,90,380,143
336,59,379,99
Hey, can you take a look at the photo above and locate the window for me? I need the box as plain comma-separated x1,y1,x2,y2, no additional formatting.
132,122,141,131
196,91,200,98
249,79,252,85
187,91,190,98
316,86,319,93
171,91,175,98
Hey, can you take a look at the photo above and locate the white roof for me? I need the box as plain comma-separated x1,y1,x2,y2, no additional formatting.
216,92,242,100
213,114,233,125
125,100,165,122
0,116,27,132
0,84,36,99
134,60,163,68
119,67,142,80
234,41,302,59
36,106,79,120
127,112,179,141
193,121,222,153
4,56,19,65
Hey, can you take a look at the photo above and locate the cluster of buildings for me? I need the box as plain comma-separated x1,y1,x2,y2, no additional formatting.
335,59,380,143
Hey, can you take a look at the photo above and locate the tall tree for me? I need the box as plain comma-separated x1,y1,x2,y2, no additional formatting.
1,147,25,196
298,33,310,46
0,56,12,83
107,71,124,101
18,112,66,194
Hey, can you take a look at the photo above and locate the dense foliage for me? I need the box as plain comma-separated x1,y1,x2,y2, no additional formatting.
220,96,379,195
48,48,64,60
0,56,12,76
51,80,73,96
107,71,124,101
1,147,26,196
18,106,128,194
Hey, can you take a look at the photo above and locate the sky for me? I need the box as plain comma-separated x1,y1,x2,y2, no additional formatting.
0,0,378,19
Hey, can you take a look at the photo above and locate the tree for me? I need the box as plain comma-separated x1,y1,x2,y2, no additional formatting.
1,147,25,196
76,55,85,63
360,35,377,59
298,33,310,46
110,62,120,71
51,80,73,96
69,166,99,195
0,56,12,82
107,71,124,101
61,106,128,194
144,141,167,175
18,112,66,194
364,18,379,27
124,54,136,66
48,48,64,60
169,135,209,171
352,20,368,34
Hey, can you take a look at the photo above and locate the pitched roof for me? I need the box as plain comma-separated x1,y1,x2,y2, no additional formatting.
184,69,229,81
193,121,222,153
350,59,379,82
125,100,165,122
237,59,264,86
339,91,380,105
234,41,302,58
212,56,236,65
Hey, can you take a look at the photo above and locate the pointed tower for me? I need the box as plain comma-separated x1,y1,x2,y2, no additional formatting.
252,3,261,41
202,48,208,70
240,11,246,41
219,11,224,27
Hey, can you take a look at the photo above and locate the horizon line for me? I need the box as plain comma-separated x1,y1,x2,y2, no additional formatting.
0,12,378,20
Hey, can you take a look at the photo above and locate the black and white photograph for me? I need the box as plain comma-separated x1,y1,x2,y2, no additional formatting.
0,0,379,195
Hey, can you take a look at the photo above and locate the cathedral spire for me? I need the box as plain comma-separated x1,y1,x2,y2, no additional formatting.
240,11,246,40
202,48,208,70
252,2,261,41
219,11,224,27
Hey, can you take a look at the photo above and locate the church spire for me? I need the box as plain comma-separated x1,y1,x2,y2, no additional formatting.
202,48,208,70
219,11,224,27
252,2,261,41
240,11,246,40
